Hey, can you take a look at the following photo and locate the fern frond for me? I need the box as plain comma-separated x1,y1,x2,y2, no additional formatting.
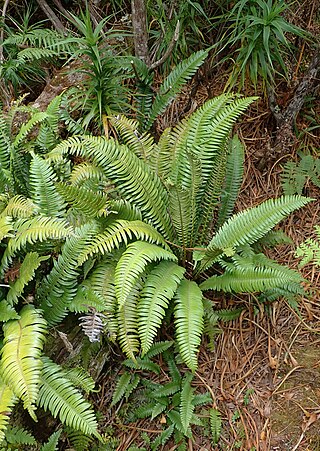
0,195,38,218
217,135,244,228
4,426,36,446
296,226,320,267
110,115,155,160
144,50,208,130
1,216,74,273
48,136,173,238
77,219,168,265
117,282,141,360
13,112,48,148
39,223,98,325
56,182,109,217
201,195,312,271
6,252,48,305
180,373,195,435
63,367,96,394
143,340,173,359
0,300,19,322
174,280,204,372
38,356,100,438
210,408,222,445
111,372,132,406
200,264,303,293
65,428,93,451
138,261,185,355
115,241,177,309
0,216,12,242
69,162,105,186
0,377,17,442
29,154,66,217
40,430,62,451
0,305,47,420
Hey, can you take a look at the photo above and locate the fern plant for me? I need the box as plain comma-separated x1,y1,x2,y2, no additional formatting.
281,153,320,195
112,345,213,450
40,93,311,373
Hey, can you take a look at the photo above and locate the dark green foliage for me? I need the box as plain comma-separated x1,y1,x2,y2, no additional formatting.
281,154,320,195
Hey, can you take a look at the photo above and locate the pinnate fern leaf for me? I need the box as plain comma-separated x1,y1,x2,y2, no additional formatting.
0,305,47,420
0,377,17,442
201,195,312,270
0,216,12,242
40,430,62,451
210,408,222,445
138,261,185,355
56,182,109,217
174,280,204,372
144,50,208,131
0,195,38,218
117,283,141,359
115,241,177,309
180,373,195,435
78,220,168,265
296,226,320,267
6,252,48,305
1,216,74,273
38,356,100,438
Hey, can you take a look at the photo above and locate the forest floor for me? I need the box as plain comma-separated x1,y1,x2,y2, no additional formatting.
91,77,320,450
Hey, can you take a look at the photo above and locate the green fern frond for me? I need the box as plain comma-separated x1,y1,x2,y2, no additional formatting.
217,135,244,228
38,356,100,438
0,216,12,242
1,216,74,272
111,372,132,406
0,377,17,442
296,226,320,267
174,280,204,372
138,261,185,355
123,357,160,374
115,241,177,309
152,381,180,398
0,300,19,322
110,115,155,160
180,373,195,435
210,408,222,445
0,305,47,420
152,424,175,449
48,136,173,237
117,282,141,360
143,340,173,359
65,428,93,451
69,162,105,186
6,252,48,305
108,199,143,221
3,426,36,446
13,112,48,148
56,182,109,217
40,430,62,451
77,219,168,265
201,195,312,271
30,154,66,217
200,265,303,293
0,195,38,218
40,223,98,325
63,367,96,394
144,50,208,131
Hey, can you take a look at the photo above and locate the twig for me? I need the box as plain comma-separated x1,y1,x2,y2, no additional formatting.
150,21,180,70
35,0,66,33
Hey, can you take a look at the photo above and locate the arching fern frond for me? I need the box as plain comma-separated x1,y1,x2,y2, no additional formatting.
6,252,48,305
39,223,98,325
77,219,168,265
30,154,66,217
56,182,109,217
200,195,312,271
117,282,141,360
38,357,100,438
296,225,320,267
200,264,303,293
174,280,204,372
115,241,177,309
69,162,105,187
40,430,62,451
13,112,48,148
138,261,185,355
143,50,208,131
0,305,47,420
0,216,12,242
1,216,74,273
48,136,173,238
0,195,38,218
180,373,195,435
110,115,155,160
0,377,17,442
217,135,244,228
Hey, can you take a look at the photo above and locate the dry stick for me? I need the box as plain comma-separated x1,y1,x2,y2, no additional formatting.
35,0,66,33
149,21,180,70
